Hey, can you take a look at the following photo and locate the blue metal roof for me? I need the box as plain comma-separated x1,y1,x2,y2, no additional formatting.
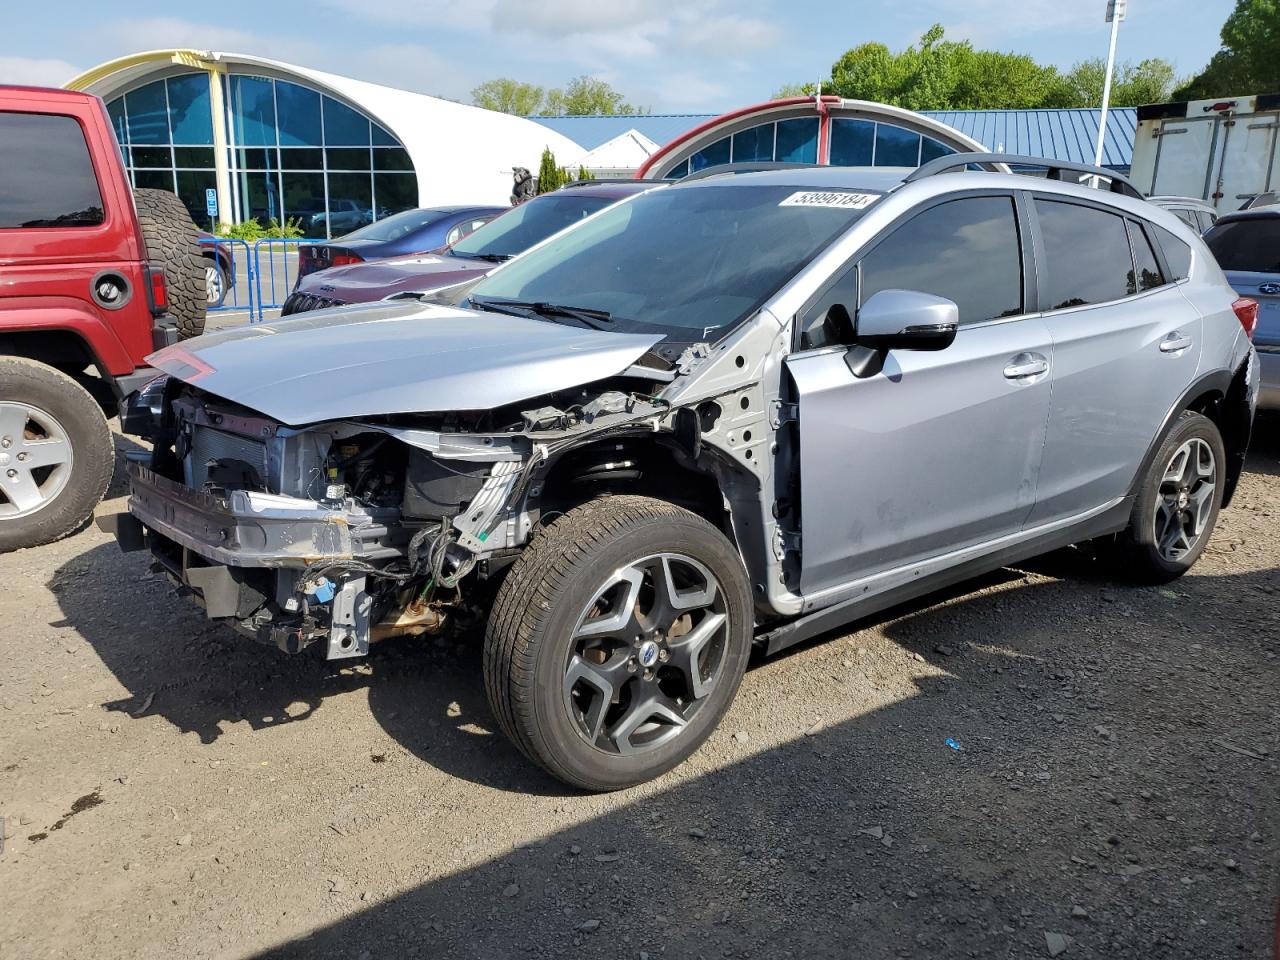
921,109,1137,169
530,107,1139,169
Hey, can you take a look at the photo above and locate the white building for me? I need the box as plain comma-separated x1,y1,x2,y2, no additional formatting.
67,49,585,236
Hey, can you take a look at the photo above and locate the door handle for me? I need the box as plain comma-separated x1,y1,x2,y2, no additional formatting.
1160,333,1193,353
1003,355,1049,380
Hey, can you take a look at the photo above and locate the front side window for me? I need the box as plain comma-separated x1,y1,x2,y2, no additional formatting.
468,183,873,342
1035,199,1133,310
859,196,1023,325
0,113,104,229
449,194,614,260
1205,217,1280,273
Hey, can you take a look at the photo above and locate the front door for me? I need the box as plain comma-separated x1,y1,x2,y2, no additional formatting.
784,193,1053,595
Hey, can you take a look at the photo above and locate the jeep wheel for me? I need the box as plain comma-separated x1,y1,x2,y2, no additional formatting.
1109,410,1225,584
0,358,113,552
133,188,207,339
204,259,230,307
485,496,752,791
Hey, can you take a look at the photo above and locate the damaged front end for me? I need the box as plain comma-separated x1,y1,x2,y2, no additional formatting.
109,371,677,660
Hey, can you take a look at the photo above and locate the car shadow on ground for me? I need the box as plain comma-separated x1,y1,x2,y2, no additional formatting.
231,563,1271,960
53,425,1280,799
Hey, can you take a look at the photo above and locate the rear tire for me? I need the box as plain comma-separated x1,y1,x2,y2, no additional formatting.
133,188,207,339
1107,410,1225,584
204,259,229,308
484,496,752,791
0,358,113,552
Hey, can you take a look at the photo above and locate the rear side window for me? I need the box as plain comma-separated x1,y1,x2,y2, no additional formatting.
858,196,1023,326
1204,218,1280,273
1126,220,1165,293
1153,224,1194,279
1035,199,1132,309
0,112,105,228
1195,210,1217,233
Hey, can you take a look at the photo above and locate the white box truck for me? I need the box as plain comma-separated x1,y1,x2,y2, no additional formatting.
1130,92,1280,213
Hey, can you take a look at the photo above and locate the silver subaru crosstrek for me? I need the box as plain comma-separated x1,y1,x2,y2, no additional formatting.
108,153,1259,791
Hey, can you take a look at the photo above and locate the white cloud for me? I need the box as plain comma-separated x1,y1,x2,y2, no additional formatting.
0,56,82,88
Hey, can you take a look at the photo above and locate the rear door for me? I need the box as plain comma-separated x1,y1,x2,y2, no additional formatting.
1205,215,1280,349
1216,110,1280,211
785,193,1053,593
1026,198,1203,526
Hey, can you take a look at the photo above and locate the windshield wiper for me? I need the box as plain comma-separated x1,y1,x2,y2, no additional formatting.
469,297,540,319
463,252,512,263
469,297,614,331
529,302,614,331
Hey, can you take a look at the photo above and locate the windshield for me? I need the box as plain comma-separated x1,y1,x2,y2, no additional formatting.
338,208,447,243
450,194,614,260
467,183,875,339
1205,218,1280,273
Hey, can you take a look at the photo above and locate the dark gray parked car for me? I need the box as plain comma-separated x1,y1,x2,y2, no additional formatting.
1203,208,1279,409
106,155,1258,791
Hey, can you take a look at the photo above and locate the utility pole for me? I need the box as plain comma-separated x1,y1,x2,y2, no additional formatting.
1095,0,1126,167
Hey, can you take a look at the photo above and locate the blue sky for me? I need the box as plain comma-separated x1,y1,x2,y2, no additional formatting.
1,0,1235,112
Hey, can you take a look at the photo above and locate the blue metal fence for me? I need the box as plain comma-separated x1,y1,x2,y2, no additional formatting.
251,237,326,322
198,237,255,317
200,236,328,323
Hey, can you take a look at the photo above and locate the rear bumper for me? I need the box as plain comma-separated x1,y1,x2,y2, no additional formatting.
1258,347,1280,410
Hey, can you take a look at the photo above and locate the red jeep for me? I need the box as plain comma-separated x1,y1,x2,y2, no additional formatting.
0,85,206,551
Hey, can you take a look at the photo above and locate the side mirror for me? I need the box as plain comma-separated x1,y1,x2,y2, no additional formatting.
854,289,959,352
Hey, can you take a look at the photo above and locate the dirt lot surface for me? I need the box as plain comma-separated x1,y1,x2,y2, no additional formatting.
2,425,1277,960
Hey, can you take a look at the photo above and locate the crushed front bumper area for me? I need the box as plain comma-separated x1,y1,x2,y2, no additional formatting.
121,461,397,567
103,461,407,659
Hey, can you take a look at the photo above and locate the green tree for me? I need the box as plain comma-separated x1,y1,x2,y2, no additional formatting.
471,78,545,115
1175,0,1280,99
540,76,644,116
825,25,1061,110
1048,57,1177,107
772,82,817,98
576,165,593,181
537,148,564,194
791,24,1174,110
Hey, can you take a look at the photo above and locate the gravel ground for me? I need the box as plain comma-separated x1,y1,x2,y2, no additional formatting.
2,423,1277,960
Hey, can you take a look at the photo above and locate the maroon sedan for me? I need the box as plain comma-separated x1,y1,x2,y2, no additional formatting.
281,181,652,316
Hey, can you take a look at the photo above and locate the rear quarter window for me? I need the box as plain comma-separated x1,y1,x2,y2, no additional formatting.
1149,223,1194,281
0,112,105,229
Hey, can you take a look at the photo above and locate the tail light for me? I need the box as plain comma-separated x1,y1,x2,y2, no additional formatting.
330,253,363,268
146,265,168,316
1232,297,1258,340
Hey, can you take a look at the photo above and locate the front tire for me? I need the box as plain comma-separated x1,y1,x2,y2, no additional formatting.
484,496,752,791
1110,410,1225,584
0,358,113,552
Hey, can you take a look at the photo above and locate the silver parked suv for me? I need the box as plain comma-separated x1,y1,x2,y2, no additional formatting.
106,153,1259,790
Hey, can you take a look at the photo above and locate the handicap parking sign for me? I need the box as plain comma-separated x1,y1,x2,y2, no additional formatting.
205,188,218,217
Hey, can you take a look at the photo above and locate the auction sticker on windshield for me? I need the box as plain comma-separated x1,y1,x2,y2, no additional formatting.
778,191,879,209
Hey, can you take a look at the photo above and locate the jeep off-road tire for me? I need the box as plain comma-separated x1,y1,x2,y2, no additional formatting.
0,358,113,552
1108,410,1226,584
484,496,753,791
133,188,207,339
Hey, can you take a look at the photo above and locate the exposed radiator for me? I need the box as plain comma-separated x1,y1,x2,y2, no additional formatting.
186,426,269,490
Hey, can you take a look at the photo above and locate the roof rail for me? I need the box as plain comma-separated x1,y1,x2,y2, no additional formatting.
904,152,1145,200
558,177,647,188
678,161,825,183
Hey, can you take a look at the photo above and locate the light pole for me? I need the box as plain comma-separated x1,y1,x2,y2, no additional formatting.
1095,0,1126,167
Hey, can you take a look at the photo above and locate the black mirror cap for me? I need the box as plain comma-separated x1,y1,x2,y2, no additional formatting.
855,322,957,353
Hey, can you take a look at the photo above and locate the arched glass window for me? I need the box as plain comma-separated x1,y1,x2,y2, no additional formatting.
108,73,418,237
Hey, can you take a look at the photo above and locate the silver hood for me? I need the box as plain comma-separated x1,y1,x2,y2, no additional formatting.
147,300,663,425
